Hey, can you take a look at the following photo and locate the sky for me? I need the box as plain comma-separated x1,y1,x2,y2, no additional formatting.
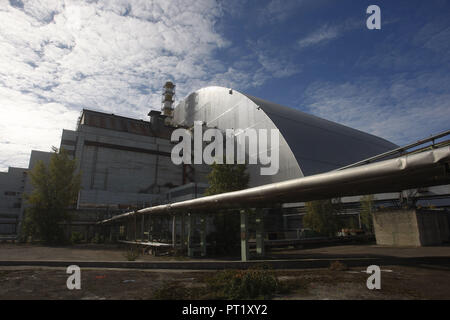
0,0,449,171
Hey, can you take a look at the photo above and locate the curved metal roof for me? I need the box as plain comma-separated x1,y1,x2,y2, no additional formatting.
173,86,397,186
245,94,398,175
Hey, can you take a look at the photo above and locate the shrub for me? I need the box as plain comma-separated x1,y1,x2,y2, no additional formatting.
71,231,84,244
91,233,104,244
206,267,278,299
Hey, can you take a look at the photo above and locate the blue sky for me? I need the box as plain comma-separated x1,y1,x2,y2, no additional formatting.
1,0,449,171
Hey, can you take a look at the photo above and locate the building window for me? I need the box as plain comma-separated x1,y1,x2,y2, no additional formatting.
4,191,17,196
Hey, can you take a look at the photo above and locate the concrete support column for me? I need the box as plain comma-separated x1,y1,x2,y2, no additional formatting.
134,214,137,241
172,215,176,248
180,214,186,250
126,218,132,241
240,210,249,262
200,215,206,257
148,215,153,241
141,214,145,241
111,224,119,242
187,214,194,257
114,224,119,242
256,210,265,257
358,213,362,229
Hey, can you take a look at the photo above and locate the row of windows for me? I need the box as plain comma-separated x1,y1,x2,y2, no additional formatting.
4,191,20,196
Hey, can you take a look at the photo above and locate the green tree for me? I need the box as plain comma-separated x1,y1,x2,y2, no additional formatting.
360,194,375,233
22,148,81,244
204,162,249,196
205,162,249,255
303,199,341,237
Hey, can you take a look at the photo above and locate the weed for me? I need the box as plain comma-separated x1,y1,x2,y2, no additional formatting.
329,260,348,271
123,248,140,261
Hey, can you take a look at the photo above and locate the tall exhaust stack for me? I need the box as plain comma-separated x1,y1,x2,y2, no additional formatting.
162,81,175,120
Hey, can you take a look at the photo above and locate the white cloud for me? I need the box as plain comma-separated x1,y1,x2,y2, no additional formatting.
302,73,450,145
297,24,339,48
1,0,297,171
0,86,80,171
297,19,359,49
257,0,305,25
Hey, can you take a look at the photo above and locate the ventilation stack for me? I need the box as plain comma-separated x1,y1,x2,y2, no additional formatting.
162,81,175,120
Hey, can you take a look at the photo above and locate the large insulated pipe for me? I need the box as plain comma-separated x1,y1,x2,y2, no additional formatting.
98,146,450,224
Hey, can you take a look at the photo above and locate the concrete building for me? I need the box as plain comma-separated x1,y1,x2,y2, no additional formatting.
61,109,209,209
0,150,53,235
0,167,27,234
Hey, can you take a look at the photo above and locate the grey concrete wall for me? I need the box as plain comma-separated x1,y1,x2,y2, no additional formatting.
373,209,421,246
373,209,450,246
0,167,27,214
72,125,185,207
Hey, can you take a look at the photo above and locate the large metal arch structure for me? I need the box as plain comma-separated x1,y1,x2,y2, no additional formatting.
173,86,397,186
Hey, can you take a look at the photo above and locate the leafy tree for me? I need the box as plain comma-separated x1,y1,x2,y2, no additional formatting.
205,162,249,255
360,194,375,233
204,162,249,196
22,148,81,244
303,198,341,237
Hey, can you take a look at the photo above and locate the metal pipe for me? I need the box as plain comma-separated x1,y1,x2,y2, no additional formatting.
337,129,450,171
98,146,450,224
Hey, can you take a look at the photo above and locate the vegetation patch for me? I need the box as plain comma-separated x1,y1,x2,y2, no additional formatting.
123,247,140,261
329,260,348,271
153,282,204,300
70,231,84,244
152,266,301,300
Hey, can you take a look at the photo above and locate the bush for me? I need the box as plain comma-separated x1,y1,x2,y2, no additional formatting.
70,231,84,244
206,267,278,299
91,233,104,244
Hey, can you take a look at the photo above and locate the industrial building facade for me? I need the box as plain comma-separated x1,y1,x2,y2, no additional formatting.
1,85,449,239
62,109,209,209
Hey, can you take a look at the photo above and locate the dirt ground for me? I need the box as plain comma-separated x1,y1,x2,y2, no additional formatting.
1,243,449,300
0,243,182,262
0,264,449,300
2,243,450,262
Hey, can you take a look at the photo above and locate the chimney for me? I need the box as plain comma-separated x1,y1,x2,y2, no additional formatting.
162,81,175,120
